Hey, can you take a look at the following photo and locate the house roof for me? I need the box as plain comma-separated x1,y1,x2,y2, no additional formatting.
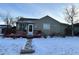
40,15,54,19
41,15,59,22
18,17,39,21
17,15,69,25
0,25,9,28
40,15,69,25
74,23,79,26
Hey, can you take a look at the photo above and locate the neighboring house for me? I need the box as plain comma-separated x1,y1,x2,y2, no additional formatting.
16,15,68,36
0,25,8,34
74,23,79,32
73,23,79,35
64,23,79,36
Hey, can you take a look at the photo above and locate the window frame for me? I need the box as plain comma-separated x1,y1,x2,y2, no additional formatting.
43,23,50,30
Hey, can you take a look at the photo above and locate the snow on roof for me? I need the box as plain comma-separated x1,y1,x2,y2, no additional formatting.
17,15,68,25
18,17,39,21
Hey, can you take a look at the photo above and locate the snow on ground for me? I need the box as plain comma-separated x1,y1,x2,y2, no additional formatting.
0,37,26,55
0,36,79,55
32,37,79,55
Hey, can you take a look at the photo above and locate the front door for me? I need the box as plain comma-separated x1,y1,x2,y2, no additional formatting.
27,24,33,35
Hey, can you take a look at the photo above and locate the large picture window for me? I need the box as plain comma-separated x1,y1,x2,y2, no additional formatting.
43,23,50,30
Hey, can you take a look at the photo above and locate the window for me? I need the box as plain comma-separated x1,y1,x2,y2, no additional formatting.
29,25,32,32
25,25,27,30
43,23,50,30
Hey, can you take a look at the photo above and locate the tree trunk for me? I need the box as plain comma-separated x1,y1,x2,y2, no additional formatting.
71,18,74,36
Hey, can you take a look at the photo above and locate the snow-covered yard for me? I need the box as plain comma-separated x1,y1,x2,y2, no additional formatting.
0,37,26,55
0,37,79,55
32,37,79,55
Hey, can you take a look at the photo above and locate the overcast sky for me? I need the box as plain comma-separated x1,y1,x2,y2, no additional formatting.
0,3,79,24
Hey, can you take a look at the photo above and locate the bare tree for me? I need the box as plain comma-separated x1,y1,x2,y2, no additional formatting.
4,14,10,26
4,12,15,27
64,5,79,36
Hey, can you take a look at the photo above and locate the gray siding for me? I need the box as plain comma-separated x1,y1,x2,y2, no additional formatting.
16,16,68,35
33,16,68,35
